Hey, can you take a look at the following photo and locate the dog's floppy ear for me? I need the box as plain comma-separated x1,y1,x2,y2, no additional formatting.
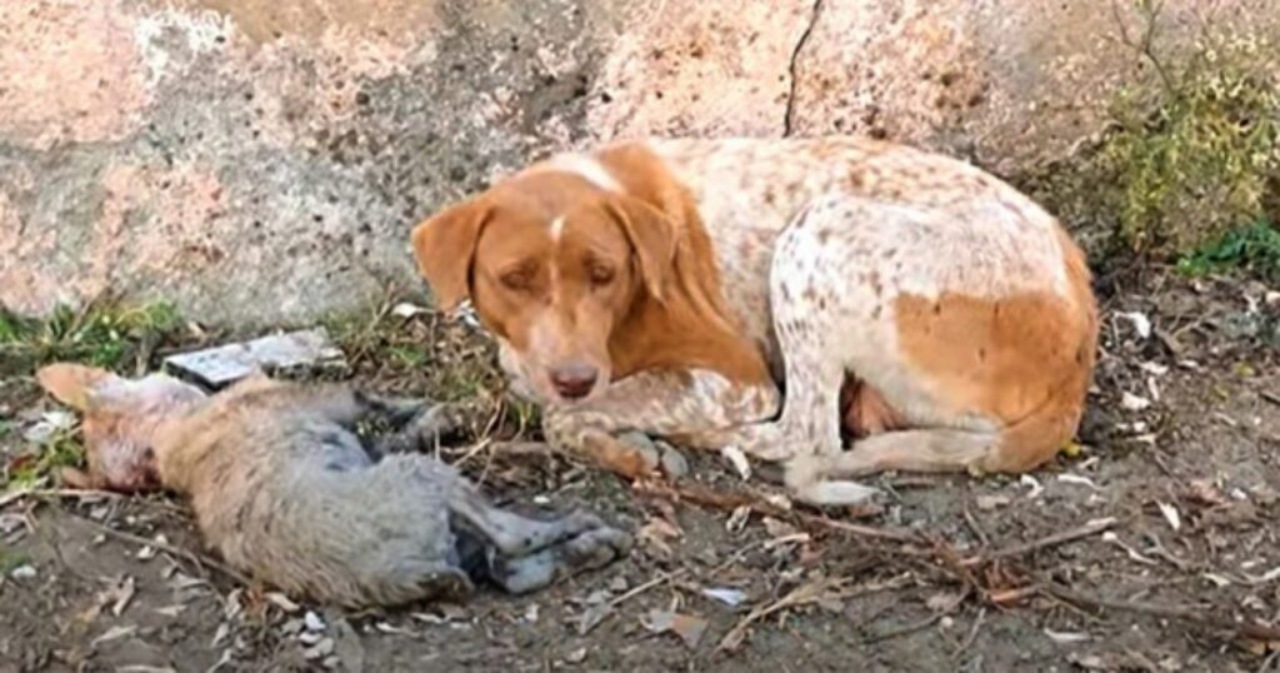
604,195,679,303
36,363,120,412
410,197,494,313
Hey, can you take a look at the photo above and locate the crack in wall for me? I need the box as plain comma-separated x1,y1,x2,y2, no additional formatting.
783,0,823,138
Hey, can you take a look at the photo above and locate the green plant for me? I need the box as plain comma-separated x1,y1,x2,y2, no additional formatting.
0,298,183,376
1177,218,1280,281
1097,1,1280,258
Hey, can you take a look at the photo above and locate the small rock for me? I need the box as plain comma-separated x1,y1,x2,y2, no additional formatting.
9,564,36,580
656,440,689,479
564,647,588,664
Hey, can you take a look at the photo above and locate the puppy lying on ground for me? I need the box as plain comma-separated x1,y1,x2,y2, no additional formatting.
35,363,631,609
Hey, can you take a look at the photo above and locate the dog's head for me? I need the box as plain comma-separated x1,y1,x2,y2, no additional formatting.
35,363,208,493
411,169,678,406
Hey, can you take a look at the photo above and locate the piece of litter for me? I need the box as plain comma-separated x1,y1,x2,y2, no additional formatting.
1020,474,1044,499
163,328,346,388
1044,628,1091,644
524,604,540,623
1118,312,1152,339
391,302,429,318
1057,474,1099,489
701,587,748,607
1155,501,1181,532
720,445,752,480
9,564,36,580
1120,392,1152,411
643,609,708,649
304,611,326,632
22,410,76,444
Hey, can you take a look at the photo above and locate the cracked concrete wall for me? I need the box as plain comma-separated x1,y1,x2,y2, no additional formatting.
2,0,1276,326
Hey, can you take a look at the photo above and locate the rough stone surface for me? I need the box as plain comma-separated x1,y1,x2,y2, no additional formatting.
1,0,1276,326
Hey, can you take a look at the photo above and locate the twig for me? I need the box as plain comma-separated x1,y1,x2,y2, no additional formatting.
962,507,990,548
633,480,918,545
719,576,850,651
75,514,252,586
0,487,123,509
582,535,788,635
1039,582,1280,642
1261,391,1280,407
963,517,1117,566
952,607,987,660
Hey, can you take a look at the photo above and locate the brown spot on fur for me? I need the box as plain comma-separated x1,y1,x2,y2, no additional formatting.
892,225,1098,473
817,228,832,244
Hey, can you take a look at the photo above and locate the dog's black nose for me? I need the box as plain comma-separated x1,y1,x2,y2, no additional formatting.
549,363,599,400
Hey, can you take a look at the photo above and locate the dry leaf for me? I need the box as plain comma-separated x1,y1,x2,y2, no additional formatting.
1155,501,1181,532
644,609,708,649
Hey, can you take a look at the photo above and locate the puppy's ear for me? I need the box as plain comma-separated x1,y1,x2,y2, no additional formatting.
604,196,678,303
35,363,119,412
410,197,494,313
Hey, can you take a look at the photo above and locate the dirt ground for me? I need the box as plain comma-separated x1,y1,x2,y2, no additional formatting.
1,268,1278,673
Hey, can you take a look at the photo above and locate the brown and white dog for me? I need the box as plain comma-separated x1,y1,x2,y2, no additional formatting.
410,136,1099,506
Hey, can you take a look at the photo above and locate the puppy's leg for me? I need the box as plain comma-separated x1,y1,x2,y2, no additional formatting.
371,402,465,456
447,481,617,558
541,369,780,479
482,527,631,595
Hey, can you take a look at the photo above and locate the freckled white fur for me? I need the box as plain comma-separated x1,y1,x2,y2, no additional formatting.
631,136,1083,504
515,136,1090,507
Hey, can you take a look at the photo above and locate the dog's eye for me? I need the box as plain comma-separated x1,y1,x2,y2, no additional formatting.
588,265,614,286
499,271,532,291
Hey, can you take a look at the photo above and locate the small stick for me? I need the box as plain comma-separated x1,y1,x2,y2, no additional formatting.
963,517,1117,566
75,514,252,586
719,576,850,651
0,487,123,509
633,480,919,545
952,607,987,659
1039,582,1280,642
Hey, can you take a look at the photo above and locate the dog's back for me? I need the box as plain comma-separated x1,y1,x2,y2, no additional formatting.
153,377,471,607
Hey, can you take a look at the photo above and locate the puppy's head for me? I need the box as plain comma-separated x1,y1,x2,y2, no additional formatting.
35,363,208,493
411,171,677,405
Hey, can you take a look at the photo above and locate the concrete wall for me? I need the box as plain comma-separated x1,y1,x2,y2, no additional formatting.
1,0,1274,326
